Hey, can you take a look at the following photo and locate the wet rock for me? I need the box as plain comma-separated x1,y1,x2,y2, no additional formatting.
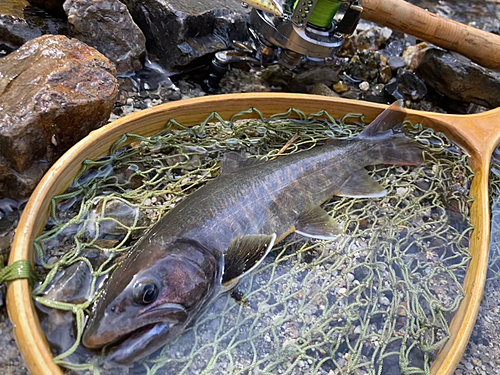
385,69,427,101
38,307,76,355
403,42,429,71
333,81,349,94
396,69,427,100
0,35,118,200
121,0,249,69
379,55,392,83
64,0,146,74
26,0,65,18
44,260,93,304
289,66,339,93
355,25,393,51
388,56,405,71
344,50,381,82
308,83,339,97
0,0,67,52
416,48,500,108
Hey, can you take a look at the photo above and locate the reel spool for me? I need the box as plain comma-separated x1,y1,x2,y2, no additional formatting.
250,0,363,68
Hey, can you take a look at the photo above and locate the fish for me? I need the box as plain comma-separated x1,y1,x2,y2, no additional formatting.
82,100,423,365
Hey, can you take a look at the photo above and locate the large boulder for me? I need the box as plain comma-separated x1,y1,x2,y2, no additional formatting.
120,0,249,69
416,48,500,109
0,35,118,199
0,0,67,53
64,0,146,74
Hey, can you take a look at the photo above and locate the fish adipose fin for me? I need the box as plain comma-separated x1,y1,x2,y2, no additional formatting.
337,169,387,198
222,233,277,290
220,152,264,175
295,206,342,240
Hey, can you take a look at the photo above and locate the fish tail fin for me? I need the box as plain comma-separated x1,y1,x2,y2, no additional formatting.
368,136,423,166
358,100,423,166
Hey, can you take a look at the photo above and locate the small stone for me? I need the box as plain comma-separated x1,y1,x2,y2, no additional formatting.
359,81,370,91
354,325,362,334
372,84,385,96
333,81,349,93
464,361,474,370
403,42,429,71
388,56,406,71
379,296,390,306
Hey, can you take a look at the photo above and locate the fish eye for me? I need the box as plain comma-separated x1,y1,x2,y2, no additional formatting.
133,281,159,305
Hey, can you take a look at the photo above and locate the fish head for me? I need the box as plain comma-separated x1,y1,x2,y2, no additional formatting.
82,238,223,365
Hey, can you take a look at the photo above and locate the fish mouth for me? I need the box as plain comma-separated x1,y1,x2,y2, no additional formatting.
104,322,177,366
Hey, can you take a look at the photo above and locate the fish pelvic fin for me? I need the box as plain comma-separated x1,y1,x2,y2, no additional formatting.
295,206,342,240
336,169,387,198
359,99,406,138
221,233,276,291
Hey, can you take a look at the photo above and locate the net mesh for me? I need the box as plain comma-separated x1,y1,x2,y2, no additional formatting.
487,152,500,281
32,107,473,375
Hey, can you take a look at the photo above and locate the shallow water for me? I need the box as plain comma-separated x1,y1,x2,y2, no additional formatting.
31,111,473,375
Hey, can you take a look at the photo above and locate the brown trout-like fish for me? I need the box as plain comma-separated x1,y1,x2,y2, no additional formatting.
82,101,422,365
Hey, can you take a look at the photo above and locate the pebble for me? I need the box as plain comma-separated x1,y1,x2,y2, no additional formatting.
388,56,406,71
359,81,370,91
464,361,474,370
333,81,349,93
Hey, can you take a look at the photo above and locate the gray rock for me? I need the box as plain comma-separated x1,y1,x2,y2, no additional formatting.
388,56,405,71
290,66,339,93
0,34,118,200
416,48,500,108
0,0,67,52
64,0,146,74
344,50,381,81
120,0,249,69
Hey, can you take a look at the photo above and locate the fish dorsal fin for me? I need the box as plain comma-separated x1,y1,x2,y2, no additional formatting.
336,169,387,198
221,233,277,290
220,152,264,175
295,206,342,240
359,100,406,138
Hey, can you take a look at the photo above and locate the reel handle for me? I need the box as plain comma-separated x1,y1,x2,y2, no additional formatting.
360,0,500,70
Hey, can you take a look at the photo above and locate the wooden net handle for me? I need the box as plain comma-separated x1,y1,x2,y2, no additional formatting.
359,0,500,70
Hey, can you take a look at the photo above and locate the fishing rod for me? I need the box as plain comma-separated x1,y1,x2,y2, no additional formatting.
205,0,500,91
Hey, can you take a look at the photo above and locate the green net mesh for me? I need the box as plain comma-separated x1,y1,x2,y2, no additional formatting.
32,107,473,375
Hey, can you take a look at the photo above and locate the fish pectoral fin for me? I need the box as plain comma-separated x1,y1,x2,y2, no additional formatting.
220,152,264,175
336,169,387,198
221,233,277,290
295,206,342,240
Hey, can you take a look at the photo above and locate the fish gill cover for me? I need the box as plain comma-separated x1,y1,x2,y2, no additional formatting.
32,107,473,375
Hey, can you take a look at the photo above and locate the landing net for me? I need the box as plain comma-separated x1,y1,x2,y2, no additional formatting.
32,107,473,375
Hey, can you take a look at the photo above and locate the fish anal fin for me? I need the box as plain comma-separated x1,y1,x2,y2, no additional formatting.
337,169,387,198
295,206,342,240
220,152,264,175
359,100,405,138
221,233,276,290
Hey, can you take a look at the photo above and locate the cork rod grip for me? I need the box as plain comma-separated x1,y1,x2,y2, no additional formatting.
359,0,500,70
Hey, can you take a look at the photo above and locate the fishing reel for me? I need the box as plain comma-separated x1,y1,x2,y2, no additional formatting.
205,0,363,91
